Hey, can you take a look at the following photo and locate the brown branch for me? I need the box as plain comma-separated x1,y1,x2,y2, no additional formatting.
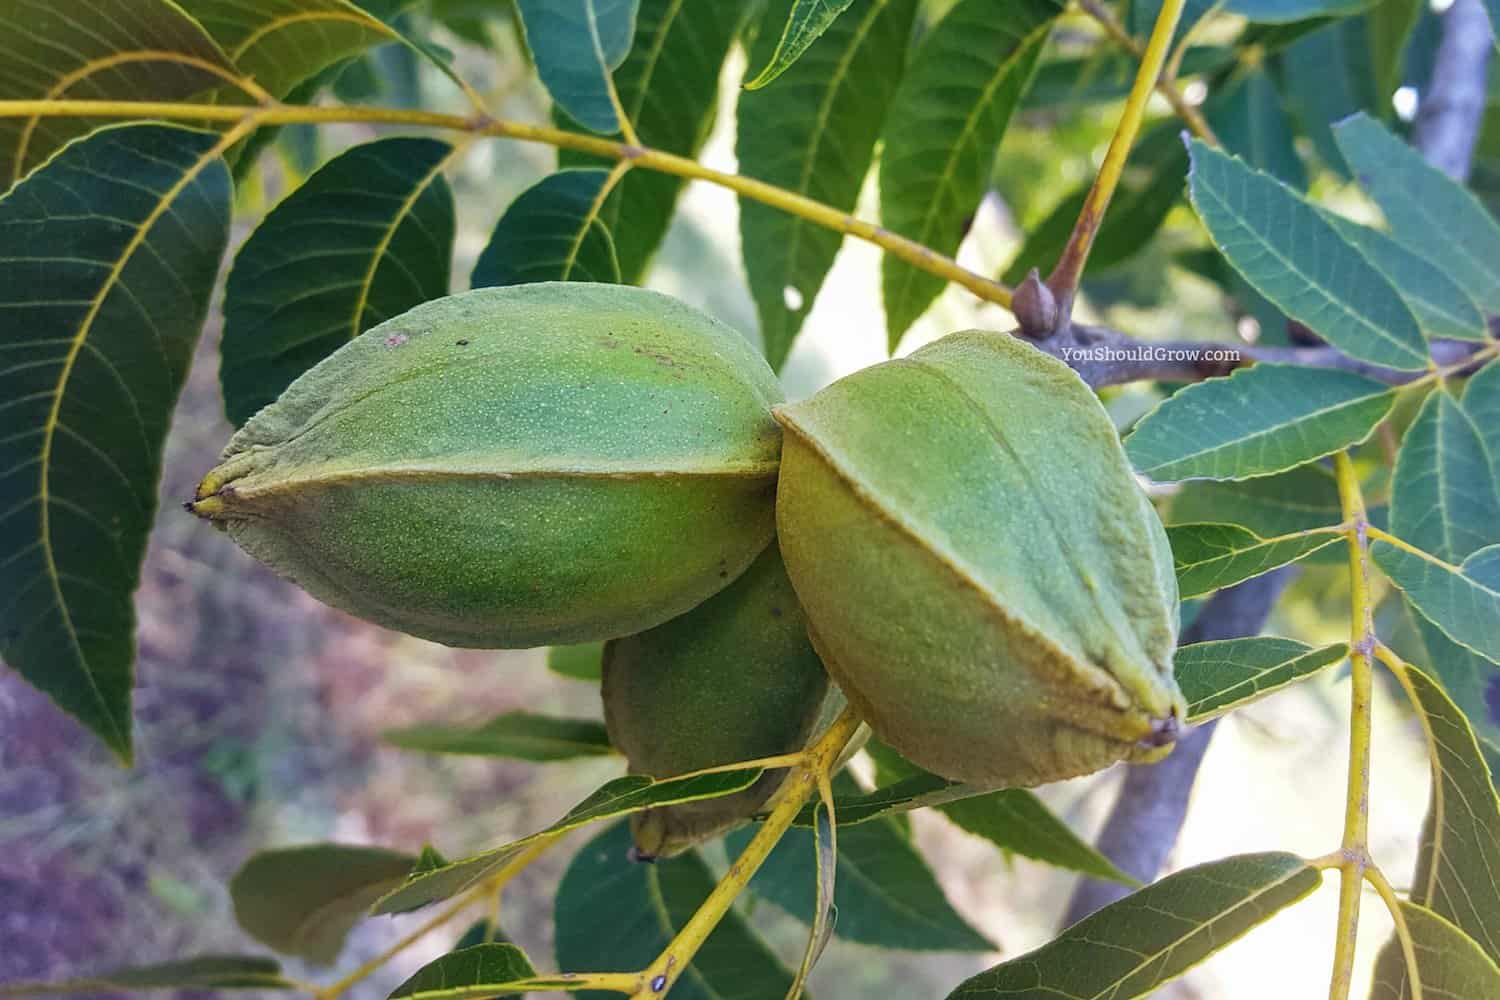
1414,0,1493,182
1028,323,1492,389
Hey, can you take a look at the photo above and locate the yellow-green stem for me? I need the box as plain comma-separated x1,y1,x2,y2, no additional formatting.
632,708,864,999
1048,0,1188,315
1329,451,1376,1000
0,99,1012,312
1364,862,1424,1000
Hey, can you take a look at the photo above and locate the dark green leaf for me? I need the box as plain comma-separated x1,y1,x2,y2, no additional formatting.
471,168,621,288
1125,364,1397,482
555,821,797,1000
179,0,399,100
1187,139,1428,371
731,797,992,952
1366,0,1425,108
0,0,237,189
383,711,615,760
1374,543,1500,666
374,768,764,914
515,0,640,133
0,124,233,761
559,0,743,281
390,943,536,999
220,137,455,426
1335,112,1500,314
880,0,1061,346
939,791,1136,885
1226,0,1370,21
1001,125,1186,286
1371,901,1500,1000
745,0,856,89
946,853,1321,999
231,844,416,964
1277,22,1378,178
738,0,918,368
1175,637,1350,721
795,770,975,827
1389,389,1500,563
1323,213,1488,343
1169,522,1344,597
549,641,605,681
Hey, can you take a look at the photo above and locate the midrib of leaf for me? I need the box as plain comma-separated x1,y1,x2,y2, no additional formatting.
560,166,626,279
625,0,685,123
1192,179,1423,366
1088,865,1314,999
888,17,1052,306
349,145,459,336
11,50,247,183
229,9,393,63
36,124,241,757
1146,388,1390,474
778,0,887,304
585,0,632,132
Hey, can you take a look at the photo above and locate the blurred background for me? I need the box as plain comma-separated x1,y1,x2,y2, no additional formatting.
0,3,1464,997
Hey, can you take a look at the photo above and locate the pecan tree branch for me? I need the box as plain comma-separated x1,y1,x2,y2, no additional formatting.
1414,0,1493,182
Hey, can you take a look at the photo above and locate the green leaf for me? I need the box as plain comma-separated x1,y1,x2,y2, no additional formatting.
1335,112,1500,314
1374,542,1500,666
1322,213,1489,343
1175,638,1350,721
946,852,1321,999
1125,364,1397,482
939,791,1136,885
880,0,1060,346
555,821,797,1000
390,943,536,1000
1389,390,1500,563
860,739,1132,883
470,168,621,288
3,956,292,994
374,767,764,914
220,136,455,427
0,0,237,189
1170,463,1344,536
0,123,233,761
1365,0,1424,105
548,641,604,682
179,0,399,100
1169,522,1344,597
1187,139,1428,371
731,788,993,952
1409,615,1500,786
745,0,856,90
558,0,743,282
1371,901,1500,1000
230,844,416,964
1001,125,1186,286
738,0,918,369
797,770,975,827
515,0,640,134
1465,360,1500,515
1393,666,1500,965
1212,68,1307,190
786,800,838,997
1226,0,1372,20
1277,23,1378,179
383,711,615,760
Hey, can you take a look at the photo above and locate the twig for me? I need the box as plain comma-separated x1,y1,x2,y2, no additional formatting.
0,98,1014,313
1062,567,1294,925
1414,0,1493,182
1073,0,1219,145
1047,0,1189,321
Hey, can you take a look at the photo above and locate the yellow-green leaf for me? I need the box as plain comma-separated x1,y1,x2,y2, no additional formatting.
1169,522,1343,598
1176,637,1349,721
